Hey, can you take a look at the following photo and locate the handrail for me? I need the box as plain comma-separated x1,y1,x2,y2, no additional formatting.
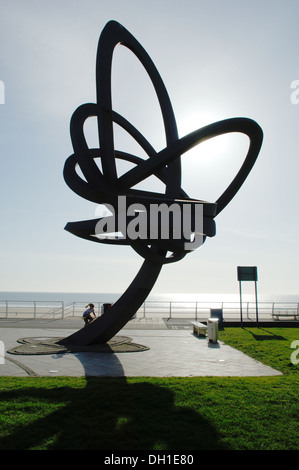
0,299,298,321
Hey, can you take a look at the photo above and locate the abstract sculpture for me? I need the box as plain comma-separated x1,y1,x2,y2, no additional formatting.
61,21,263,346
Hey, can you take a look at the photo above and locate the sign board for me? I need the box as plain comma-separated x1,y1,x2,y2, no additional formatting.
237,266,259,326
237,266,258,282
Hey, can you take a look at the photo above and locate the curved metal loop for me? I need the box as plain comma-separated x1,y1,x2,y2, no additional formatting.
96,20,181,198
62,21,263,345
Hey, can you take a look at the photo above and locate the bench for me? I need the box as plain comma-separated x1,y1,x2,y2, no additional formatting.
272,310,299,321
191,321,207,337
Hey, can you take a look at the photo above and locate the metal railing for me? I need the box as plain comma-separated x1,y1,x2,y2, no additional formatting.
0,299,298,321
0,300,66,319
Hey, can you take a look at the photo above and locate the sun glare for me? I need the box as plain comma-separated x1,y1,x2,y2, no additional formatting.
178,112,231,157
178,113,250,202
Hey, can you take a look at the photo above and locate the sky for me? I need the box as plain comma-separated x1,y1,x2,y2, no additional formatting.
0,0,299,297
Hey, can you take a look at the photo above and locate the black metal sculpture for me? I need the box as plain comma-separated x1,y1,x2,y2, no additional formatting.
61,21,263,346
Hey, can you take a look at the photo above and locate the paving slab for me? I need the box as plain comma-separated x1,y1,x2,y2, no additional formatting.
0,326,282,377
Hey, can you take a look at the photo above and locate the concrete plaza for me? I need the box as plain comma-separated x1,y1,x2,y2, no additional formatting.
0,318,282,377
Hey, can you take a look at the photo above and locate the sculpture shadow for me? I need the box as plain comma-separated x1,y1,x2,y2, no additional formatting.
0,374,231,450
53,347,127,377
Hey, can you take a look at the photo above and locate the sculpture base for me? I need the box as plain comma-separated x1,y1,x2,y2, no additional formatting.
7,336,149,355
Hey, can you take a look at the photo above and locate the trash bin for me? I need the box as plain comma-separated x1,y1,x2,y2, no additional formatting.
207,318,219,343
210,308,223,330
101,303,112,314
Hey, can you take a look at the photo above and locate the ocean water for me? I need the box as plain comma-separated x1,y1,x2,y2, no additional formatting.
0,291,299,305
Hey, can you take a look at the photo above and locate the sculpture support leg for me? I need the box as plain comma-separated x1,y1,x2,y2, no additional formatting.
60,258,163,345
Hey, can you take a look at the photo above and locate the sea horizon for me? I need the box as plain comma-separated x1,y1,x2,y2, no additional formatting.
1,290,299,305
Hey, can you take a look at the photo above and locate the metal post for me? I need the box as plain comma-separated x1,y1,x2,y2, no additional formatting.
62,301,64,319
34,301,36,319
255,280,259,327
239,281,243,327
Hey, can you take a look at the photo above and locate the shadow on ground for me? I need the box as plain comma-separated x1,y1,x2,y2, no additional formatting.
0,376,230,450
243,327,287,341
2,333,231,450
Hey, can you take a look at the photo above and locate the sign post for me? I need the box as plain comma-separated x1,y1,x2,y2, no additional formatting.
237,266,258,327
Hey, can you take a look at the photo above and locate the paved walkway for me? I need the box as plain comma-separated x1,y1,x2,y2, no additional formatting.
0,319,282,377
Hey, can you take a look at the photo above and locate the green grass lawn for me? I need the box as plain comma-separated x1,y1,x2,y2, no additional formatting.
0,327,298,450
